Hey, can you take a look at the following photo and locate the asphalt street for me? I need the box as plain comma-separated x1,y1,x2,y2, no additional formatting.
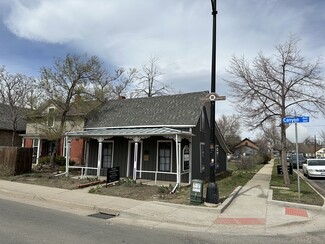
1,198,325,244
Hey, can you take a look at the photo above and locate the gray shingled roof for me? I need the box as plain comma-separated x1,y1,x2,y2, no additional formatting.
0,103,26,131
67,127,193,138
85,91,209,128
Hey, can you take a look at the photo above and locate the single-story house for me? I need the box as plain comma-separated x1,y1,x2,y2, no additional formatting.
234,138,259,157
0,103,26,147
65,91,229,185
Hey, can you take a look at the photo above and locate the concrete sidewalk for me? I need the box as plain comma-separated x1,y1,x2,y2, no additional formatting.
0,160,324,235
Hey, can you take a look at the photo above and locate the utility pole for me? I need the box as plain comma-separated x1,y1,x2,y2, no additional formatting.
206,0,219,204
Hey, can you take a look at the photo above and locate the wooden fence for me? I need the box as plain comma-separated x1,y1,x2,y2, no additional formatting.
0,147,33,175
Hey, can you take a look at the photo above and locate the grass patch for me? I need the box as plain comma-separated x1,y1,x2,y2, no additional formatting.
270,162,324,206
216,162,264,202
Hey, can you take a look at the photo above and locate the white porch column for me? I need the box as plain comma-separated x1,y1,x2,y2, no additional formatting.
65,136,71,176
36,138,41,165
21,138,25,147
133,136,140,181
175,135,181,185
84,140,90,175
97,137,104,177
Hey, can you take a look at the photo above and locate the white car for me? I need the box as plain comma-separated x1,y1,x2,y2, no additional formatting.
302,159,325,178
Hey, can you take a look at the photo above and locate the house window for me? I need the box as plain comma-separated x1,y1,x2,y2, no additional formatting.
48,107,55,127
158,141,172,172
32,139,39,157
183,145,190,171
200,142,205,173
102,141,114,168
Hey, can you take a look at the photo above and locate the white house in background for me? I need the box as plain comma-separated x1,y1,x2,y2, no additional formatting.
316,147,325,158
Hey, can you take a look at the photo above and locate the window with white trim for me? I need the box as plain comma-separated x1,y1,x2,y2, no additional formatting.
32,139,39,163
102,141,114,168
158,141,172,172
183,145,190,171
32,139,38,156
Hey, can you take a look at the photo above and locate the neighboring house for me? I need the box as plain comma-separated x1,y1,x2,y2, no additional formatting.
316,147,325,158
21,101,97,164
65,91,230,185
0,103,26,147
234,138,259,157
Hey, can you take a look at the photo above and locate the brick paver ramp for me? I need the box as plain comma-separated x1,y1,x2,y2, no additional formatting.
215,217,266,225
285,207,308,218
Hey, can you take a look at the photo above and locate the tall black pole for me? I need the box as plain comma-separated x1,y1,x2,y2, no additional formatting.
206,0,219,204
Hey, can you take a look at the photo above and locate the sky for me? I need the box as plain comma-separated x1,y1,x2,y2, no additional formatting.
0,0,324,140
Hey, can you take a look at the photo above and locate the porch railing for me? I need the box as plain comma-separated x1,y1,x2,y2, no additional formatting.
67,166,98,178
135,170,189,185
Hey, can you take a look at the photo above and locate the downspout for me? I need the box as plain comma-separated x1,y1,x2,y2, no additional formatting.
171,183,179,194
65,135,70,177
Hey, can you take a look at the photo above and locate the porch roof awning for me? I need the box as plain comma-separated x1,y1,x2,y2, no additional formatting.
66,127,194,138
19,133,45,139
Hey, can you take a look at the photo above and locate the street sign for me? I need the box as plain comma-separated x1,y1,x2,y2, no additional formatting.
282,116,309,124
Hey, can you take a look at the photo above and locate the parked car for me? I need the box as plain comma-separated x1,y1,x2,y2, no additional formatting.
302,159,325,178
289,153,306,168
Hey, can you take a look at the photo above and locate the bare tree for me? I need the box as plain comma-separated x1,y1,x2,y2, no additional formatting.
89,67,137,102
111,68,137,98
39,53,108,166
260,119,281,153
0,66,35,146
318,130,325,146
136,56,172,97
217,114,241,151
226,35,325,185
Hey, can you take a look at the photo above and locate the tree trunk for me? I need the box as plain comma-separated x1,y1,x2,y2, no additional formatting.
49,107,69,166
281,122,290,185
11,122,17,147
49,139,60,167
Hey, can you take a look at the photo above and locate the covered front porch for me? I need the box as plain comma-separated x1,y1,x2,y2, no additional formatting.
65,127,194,186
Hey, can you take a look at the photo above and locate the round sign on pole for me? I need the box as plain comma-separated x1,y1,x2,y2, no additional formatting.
286,124,308,143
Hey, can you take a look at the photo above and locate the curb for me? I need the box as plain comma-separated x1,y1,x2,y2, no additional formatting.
216,186,242,213
267,189,325,211
0,187,119,215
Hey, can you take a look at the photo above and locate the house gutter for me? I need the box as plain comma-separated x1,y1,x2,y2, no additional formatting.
85,125,196,130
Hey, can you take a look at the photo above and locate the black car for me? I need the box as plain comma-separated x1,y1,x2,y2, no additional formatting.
289,154,306,168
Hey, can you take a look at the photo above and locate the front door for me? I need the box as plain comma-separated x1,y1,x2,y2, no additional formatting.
129,142,142,178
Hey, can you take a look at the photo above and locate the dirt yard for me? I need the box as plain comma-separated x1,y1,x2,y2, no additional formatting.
0,171,193,205
90,179,192,205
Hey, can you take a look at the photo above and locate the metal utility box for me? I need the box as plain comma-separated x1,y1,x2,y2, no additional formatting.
190,179,204,205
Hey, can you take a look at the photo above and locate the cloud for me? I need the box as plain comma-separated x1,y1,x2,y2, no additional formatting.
4,1,211,71
1,0,325,138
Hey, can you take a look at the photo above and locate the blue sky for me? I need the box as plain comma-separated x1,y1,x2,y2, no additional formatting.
0,0,324,139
